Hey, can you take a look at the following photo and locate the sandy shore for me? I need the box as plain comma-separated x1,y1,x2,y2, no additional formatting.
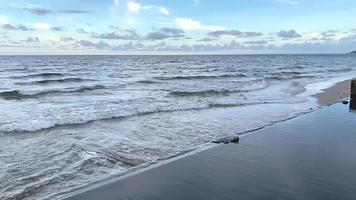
313,79,351,106
61,92,356,200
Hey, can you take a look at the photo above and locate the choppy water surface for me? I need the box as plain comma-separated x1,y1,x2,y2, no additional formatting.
1,55,356,200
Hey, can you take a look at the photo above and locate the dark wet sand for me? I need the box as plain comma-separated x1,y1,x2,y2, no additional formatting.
61,102,356,200
313,79,351,106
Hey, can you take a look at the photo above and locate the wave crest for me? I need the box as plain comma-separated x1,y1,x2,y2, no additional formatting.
0,85,106,100
155,74,246,81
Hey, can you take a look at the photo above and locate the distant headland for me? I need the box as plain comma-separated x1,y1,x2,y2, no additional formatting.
350,51,356,54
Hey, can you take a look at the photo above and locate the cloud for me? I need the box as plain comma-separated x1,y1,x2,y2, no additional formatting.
0,15,9,25
60,36,74,41
109,25,121,30
58,10,92,14
321,30,338,38
175,18,224,31
268,39,354,54
51,26,65,32
1,24,16,30
31,23,51,30
114,0,169,15
75,40,110,49
146,28,185,40
244,40,268,45
141,5,170,15
93,30,140,40
339,34,356,44
112,42,144,51
1,24,34,31
11,3,52,16
198,37,217,42
77,28,89,34
127,1,141,13
11,3,91,16
278,29,301,38
17,24,35,31
23,37,40,43
0,32,8,38
208,30,263,37
159,7,170,15
146,40,242,52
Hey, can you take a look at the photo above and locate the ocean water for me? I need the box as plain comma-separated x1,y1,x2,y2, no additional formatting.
0,54,356,200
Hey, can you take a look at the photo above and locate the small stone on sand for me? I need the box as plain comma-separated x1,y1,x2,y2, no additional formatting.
342,100,349,105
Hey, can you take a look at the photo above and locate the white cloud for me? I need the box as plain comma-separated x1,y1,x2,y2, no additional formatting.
31,23,51,30
115,0,169,15
175,18,224,31
159,7,170,15
127,1,141,13
0,15,9,25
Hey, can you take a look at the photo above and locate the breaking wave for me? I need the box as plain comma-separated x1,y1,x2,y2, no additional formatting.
155,74,246,81
16,78,94,85
169,89,235,97
0,85,106,100
15,72,66,78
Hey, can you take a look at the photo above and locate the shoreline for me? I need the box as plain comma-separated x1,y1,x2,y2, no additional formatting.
1,55,356,200
313,79,351,106
56,78,354,200
61,97,356,200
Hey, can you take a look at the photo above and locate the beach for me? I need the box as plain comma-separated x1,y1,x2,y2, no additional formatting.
1,0,356,199
60,78,356,200
313,79,351,106
61,84,356,200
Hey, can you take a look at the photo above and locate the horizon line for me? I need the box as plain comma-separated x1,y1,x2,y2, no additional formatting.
0,52,351,56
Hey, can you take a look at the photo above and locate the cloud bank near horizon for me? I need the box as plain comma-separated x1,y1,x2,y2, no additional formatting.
0,0,356,54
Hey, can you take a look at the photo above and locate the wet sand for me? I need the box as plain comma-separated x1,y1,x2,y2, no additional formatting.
61,101,356,199
313,79,351,106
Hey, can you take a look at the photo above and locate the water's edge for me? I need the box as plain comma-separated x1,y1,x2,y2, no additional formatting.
54,79,351,200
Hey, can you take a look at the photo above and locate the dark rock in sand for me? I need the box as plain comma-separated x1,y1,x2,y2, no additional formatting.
212,138,230,144
230,137,240,144
342,100,349,105
212,136,239,144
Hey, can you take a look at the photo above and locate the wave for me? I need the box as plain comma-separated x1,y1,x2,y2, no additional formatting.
16,78,94,85
264,75,316,81
0,99,292,135
0,90,26,100
136,80,160,84
12,72,66,79
207,101,286,108
169,90,234,97
169,79,269,97
208,102,258,108
0,102,248,134
0,85,106,100
155,74,246,81
327,68,352,72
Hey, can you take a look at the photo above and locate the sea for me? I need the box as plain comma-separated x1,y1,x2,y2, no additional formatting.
1,54,356,200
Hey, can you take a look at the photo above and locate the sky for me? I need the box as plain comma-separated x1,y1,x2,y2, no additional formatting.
0,0,356,54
